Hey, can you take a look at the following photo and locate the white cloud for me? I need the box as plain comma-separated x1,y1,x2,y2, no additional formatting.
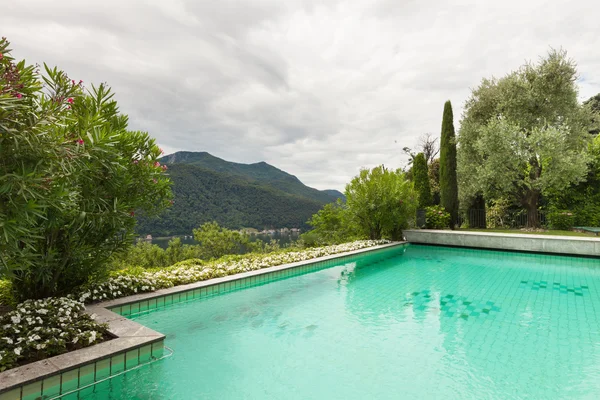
2,0,599,190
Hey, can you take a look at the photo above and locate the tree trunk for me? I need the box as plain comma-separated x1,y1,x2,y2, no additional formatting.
524,190,540,228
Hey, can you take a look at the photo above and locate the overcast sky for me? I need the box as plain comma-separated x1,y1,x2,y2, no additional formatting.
3,1,600,190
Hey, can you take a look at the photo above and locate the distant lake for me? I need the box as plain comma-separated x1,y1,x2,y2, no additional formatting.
150,231,301,249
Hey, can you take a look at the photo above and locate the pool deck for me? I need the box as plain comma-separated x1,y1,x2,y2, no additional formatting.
0,241,404,399
404,230,600,257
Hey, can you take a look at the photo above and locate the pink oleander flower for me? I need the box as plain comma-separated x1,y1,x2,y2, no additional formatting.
133,160,139,164
0,52,3,59
67,98,74,104
15,93,22,99
72,79,75,85
130,211,135,217
79,80,83,85
77,139,84,145
153,178,158,184
154,161,160,168
159,148,164,155
162,164,168,171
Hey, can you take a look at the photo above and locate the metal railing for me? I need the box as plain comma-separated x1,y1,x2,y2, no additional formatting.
455,209,548,229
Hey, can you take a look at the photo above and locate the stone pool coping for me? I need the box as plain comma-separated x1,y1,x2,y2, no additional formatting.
404,230,600,257
0,241,404,398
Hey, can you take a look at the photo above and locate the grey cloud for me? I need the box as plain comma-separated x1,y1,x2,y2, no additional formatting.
2,0,600,190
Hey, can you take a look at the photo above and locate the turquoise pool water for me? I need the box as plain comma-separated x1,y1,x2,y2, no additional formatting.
85,245,600,399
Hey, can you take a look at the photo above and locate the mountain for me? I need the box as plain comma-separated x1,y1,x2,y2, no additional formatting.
322,189,346,201
160,151,340,203
136,152,342,236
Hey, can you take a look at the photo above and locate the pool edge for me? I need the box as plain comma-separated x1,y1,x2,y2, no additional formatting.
403,230,600,258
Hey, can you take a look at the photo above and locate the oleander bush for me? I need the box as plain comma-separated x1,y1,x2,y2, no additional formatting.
0,297,108,371
0,38,172,300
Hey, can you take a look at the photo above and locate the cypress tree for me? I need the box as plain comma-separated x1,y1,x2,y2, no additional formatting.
413,153,432,208
440,100,459,227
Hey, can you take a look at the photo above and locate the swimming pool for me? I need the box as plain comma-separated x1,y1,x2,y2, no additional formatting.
83,244,600,399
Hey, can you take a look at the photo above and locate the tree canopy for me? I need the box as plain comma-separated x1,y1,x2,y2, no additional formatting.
457,50,591,226
345,166,417,240
440,100,459,226
413,153,432,208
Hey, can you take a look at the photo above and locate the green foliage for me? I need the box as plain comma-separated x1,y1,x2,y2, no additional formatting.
193,222,261,260
440,101,459,226
428,158,440,205
160,151,343,203
136,164,328,236
304,200,358,245
0,38,172,299
584,93,600,134
413,153,432,208
111,223,285,269
547,134,600,226
547,210,576,230
425,205,451,229
457,50,591,227
0,280,15,307
345,166,417,240
485,198,512,229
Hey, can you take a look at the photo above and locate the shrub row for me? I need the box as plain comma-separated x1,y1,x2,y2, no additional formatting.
77,240,389,303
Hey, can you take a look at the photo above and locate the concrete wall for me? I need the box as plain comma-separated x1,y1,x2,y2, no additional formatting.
403,230,600,257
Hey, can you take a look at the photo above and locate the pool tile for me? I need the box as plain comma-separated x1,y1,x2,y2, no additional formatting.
21,381,41,400
126,348,139,370
79,363,95,386
60,369,79,394
42,375,61,398
111,353,125,374
0,388,21,400
95,358,111,380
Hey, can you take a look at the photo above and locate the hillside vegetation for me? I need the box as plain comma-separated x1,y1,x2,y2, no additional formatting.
136,162,336,236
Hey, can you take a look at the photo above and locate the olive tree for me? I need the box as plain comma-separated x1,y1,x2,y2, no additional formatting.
457,49,591,227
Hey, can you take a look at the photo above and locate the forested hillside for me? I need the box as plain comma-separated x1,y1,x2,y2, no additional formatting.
160,151,342,203
135,163,333,236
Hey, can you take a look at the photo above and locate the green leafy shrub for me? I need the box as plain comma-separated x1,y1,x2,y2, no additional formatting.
486,198,511,228
345,166,417,240
425,205,451,229
304,200,358,245
0,38,172,300
0,280,16,308
548,210,576,230
573,203,600,227
413,153,432,208
0,297,108,371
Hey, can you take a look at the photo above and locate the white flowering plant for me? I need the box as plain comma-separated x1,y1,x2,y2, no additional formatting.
0,297,108,371
77,240,389,303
